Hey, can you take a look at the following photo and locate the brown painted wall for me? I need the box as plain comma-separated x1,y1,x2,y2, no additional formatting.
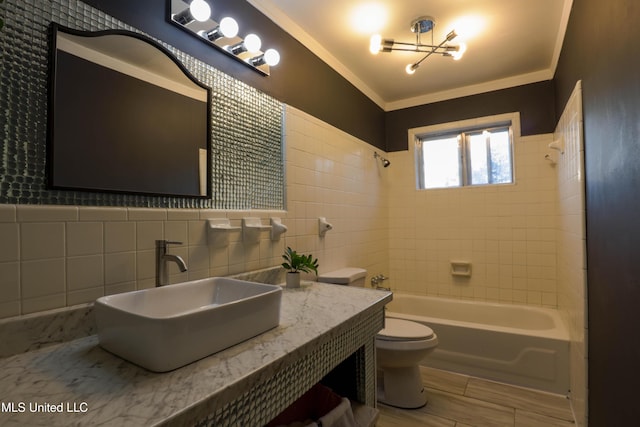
85,1,559,154
384,81,556,152
83,0,386,149
554,0,640,424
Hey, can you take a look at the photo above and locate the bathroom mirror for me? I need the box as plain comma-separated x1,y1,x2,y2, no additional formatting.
48,24,211,198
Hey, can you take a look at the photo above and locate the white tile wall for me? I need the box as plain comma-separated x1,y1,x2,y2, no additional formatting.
0,262,20,314
104,222,136,253
555,81,587,427
0,223,19,262
282,106,389,276
67,222,103,256
21,223,65,260
387,124,559,307
0,105,389,319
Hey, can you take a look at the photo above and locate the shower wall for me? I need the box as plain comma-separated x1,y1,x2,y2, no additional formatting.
386,91,587,421
386,126,559,307
555,81,587,426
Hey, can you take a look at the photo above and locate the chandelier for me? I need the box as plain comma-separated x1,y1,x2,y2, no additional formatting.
369,16,467,75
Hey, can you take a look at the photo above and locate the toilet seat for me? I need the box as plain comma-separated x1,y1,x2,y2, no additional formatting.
376,318,438,352
377,318,434,341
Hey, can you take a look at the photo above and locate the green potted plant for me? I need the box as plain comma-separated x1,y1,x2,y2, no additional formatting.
281,246,319,288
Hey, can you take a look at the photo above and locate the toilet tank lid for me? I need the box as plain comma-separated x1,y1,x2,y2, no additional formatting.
317,268,367,284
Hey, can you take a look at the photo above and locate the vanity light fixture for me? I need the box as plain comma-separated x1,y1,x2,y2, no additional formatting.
169,0,281,76
369,16,466,75
199,16,239,41
189,0,212,22
229,33,261,55
249,48,281,67
172,0,211,25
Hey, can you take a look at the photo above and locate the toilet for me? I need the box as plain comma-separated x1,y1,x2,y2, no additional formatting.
317,268,439,409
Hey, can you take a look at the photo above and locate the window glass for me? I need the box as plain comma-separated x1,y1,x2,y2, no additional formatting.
467,132,489,185
416,124,513,189
421,136,461,188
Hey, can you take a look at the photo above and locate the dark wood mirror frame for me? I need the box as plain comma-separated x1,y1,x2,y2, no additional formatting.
47,23,212,198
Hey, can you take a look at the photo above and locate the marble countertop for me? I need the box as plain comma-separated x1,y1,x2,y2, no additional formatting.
0,282,391,426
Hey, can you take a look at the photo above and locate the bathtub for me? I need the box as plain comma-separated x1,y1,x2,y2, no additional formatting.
385,294,570,394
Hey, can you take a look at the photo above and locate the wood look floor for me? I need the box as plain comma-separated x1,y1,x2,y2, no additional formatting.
376,367,575,427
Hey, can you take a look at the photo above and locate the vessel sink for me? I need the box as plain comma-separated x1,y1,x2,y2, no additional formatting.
94,277,282,372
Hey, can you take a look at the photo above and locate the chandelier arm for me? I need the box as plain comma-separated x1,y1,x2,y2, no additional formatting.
387,46,451,53
413,48,437,68
389,41,445,49
417,43,449,49
412,36,454,67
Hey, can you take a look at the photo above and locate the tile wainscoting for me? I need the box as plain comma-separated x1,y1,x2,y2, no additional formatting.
0,105,390,319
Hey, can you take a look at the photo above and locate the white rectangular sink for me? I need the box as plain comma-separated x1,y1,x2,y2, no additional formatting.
94,277,282,372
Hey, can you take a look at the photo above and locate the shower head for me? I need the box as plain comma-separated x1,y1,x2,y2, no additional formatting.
374,152,391,168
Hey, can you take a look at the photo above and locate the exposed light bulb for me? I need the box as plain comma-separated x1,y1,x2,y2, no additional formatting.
369,34,382,55
350,4,387,34
450,16,486,40
219,17,239,38
244,33,262,53
264,49,280,66
405,63,418,75
189,0,211,22
452,42,467,60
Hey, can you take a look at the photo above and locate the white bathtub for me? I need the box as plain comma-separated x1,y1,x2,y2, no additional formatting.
385,294,570,394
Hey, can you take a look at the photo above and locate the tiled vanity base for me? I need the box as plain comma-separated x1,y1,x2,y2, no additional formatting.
0,280,390,426
188,309,383,427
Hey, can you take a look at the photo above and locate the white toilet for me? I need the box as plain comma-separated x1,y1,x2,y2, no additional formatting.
317,268,439,409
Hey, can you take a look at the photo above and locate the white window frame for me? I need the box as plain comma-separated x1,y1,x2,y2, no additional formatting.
409,112,520,190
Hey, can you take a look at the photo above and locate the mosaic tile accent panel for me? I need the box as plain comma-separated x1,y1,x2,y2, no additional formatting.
185,308,383,427
0,0,284,209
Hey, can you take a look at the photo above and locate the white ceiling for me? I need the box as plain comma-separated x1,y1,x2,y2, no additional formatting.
248,0,573,111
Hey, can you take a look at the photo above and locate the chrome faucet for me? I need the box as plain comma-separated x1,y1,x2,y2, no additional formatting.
371,274,390,291
155,240,188,287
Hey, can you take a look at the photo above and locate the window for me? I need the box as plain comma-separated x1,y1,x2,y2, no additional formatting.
415,124,514,189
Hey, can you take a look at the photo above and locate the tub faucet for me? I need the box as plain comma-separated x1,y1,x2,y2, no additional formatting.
371,274,390,291
155,240,188,287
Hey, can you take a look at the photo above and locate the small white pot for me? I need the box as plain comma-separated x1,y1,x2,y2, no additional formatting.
286,272,301,288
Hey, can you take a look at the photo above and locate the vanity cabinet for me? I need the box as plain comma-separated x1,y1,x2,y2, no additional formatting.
0,279,391,426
